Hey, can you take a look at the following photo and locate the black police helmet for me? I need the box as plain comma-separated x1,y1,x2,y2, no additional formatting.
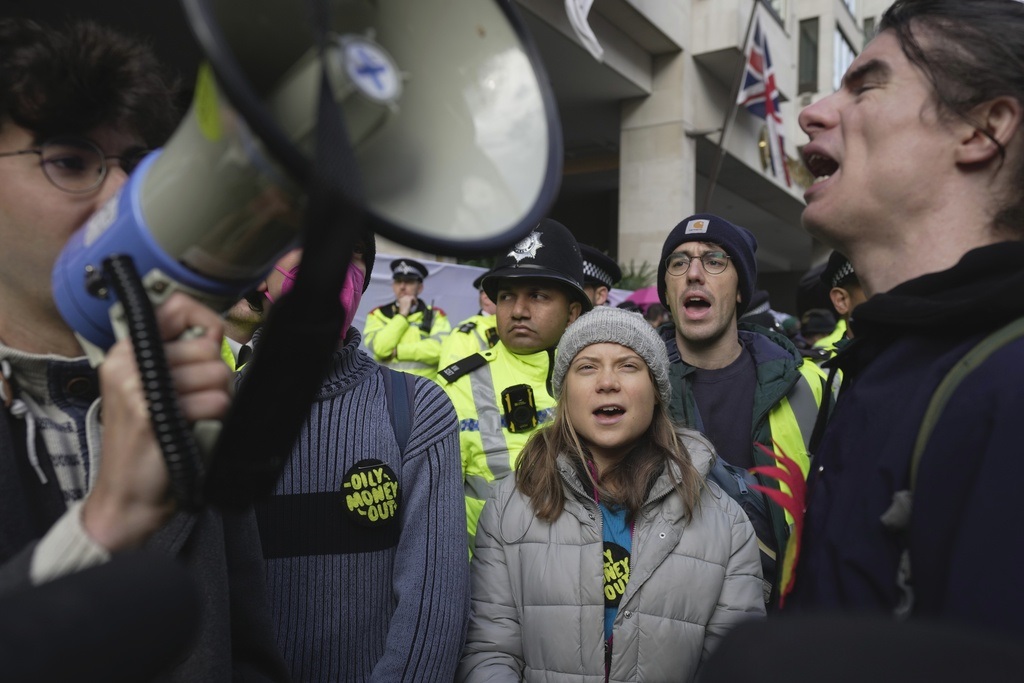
481,219,592,312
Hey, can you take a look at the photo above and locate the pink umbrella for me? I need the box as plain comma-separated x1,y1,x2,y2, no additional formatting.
624,286,660,312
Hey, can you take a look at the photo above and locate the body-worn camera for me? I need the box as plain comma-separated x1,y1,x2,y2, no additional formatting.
501,384,537,433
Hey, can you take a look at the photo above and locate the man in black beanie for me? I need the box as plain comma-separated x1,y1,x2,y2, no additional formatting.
657,213,831,609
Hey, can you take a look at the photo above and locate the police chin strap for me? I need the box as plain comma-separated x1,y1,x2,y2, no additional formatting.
205,0,366,508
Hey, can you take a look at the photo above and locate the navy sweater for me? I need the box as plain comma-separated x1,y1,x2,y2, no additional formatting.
789,242,1024,635
254,331,470,682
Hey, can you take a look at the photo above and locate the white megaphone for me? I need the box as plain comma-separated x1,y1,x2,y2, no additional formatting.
52,0,563,351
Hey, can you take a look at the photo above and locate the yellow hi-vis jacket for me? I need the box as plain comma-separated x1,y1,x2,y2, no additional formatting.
764,358,830,517
813,318,847,358
438,342,557,550
220,337,238,371
438,313,498,369
668,326,835,606
363,300,451,380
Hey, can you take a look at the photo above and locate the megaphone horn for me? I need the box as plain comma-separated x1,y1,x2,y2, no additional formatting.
53,0,564,351
182,0,564,251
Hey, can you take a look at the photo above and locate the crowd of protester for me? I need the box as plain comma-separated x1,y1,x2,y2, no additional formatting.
3,1,1024,680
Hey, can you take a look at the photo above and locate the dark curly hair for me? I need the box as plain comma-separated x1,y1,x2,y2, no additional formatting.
0,18,180,146
879,0,1024,237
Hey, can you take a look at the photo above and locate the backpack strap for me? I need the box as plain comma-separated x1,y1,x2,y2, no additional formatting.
884,315,1024,618
379,366,416,455
910,315,1024,489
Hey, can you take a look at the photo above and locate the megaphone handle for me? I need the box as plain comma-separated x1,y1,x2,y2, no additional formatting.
102,255,205,511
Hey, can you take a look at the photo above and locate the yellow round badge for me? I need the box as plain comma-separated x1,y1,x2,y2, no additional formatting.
342,459,400,527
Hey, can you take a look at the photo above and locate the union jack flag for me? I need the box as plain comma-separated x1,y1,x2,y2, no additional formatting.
736,18,791,187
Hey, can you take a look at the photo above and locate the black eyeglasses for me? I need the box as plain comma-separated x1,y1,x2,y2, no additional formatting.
664,251,732,276
0,137,149,194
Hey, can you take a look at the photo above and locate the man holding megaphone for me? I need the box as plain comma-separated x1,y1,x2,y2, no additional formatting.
0,0,572,674
0,18,287,681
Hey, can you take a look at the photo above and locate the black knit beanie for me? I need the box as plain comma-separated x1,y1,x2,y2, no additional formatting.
657,214,758,315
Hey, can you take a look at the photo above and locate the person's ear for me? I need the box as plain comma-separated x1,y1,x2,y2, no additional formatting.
567,301,582,324
956,96,1023,165
830,287,851,317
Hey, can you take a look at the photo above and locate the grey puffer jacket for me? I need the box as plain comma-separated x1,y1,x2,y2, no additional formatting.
458,429,765,683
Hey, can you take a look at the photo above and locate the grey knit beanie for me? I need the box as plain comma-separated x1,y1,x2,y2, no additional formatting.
553,307,672,405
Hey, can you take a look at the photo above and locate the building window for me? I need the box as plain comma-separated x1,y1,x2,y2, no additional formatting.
833,28,856,91
799,18,819,94
841,0,856,15
863,16,876,39
767,0,786,17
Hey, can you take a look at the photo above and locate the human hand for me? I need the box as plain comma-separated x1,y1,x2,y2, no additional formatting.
397,294,416,316
82,293,231,551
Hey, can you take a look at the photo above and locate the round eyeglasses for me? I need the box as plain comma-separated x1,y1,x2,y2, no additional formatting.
0,137,149,194
664,251,732,276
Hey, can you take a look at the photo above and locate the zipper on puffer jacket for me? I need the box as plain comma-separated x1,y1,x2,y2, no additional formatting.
557,459,682,682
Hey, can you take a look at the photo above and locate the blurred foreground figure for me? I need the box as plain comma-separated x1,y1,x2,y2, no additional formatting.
0,17,286,680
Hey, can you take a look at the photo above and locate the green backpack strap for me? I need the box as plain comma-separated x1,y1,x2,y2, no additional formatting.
885,315,1024,619
910,315,1024,489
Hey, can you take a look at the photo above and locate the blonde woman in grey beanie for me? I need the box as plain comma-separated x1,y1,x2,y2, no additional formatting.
458,307,765,683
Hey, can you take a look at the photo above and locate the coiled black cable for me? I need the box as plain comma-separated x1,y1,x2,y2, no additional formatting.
102,255,204,511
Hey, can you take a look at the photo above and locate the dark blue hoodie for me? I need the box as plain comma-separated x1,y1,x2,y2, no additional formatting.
789,241,1024,635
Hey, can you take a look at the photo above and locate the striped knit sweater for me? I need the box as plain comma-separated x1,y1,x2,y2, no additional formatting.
254,330,470,682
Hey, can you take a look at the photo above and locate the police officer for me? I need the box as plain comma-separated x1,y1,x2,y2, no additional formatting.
815,250,866,353
439,219,591,548
579,243,622,306
363,258,451,379
438,270,499,369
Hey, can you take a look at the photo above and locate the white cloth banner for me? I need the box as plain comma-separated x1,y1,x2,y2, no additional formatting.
352,253,635,339
565,0,604,62
353,255,488,336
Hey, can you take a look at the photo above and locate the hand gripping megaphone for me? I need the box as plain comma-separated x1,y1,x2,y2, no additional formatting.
50,0,564,509
53,0,563,351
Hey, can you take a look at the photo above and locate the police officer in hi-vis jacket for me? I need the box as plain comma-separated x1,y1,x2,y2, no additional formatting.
363,258,451,380
438,219,592,550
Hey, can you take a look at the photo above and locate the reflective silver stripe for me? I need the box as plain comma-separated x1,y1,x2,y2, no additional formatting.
787,373,821,450
465,473,493,503
468,365,513,485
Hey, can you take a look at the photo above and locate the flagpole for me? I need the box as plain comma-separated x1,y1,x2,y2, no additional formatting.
699,0,762,213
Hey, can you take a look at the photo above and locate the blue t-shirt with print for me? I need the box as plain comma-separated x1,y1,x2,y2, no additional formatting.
601,503,632,642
